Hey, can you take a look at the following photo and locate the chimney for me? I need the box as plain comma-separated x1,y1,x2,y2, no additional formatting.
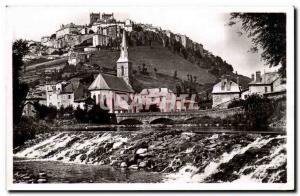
236,76,240,86
256,71,261,82
251,74,255,81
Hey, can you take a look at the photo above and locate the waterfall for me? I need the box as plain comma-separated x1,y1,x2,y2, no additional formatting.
164,135,286,183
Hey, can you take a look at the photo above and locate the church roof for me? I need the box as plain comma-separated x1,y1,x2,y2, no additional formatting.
88,73,134,93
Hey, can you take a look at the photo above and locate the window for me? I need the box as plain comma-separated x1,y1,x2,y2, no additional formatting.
103,95,107,107
265,87,268,93
221,82,226,90
271,85,274,92
68,95,71,99
121,66,124,76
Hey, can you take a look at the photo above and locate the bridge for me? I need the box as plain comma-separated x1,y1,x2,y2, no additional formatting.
115,107,243,125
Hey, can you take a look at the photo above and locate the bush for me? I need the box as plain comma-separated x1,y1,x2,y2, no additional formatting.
33,103,57,122
74,105,110,124
13,117,51,148
74,106,87,123
228,99,245,108
227,94,275,130
87,105,110,124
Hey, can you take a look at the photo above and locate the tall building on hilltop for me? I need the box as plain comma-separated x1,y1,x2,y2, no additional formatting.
90,12,101,25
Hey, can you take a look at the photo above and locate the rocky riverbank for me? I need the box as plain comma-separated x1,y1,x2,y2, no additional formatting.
14,127,287,183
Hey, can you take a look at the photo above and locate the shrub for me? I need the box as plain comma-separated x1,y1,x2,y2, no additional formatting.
74,106,87,123
87,105,110,124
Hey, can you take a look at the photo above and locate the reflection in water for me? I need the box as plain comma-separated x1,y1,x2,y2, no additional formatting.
13,159,162,183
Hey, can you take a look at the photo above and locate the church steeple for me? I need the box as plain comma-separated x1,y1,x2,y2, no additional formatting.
117,30,132,86
117,30,129,63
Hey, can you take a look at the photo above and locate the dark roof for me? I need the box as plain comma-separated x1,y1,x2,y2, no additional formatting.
102,74,133,92
89,73,134,93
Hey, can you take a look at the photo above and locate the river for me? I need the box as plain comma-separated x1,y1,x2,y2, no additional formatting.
13,126,287,184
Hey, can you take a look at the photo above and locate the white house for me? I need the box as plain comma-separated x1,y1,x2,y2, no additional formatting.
247,71,286,99
212,76,241,108
139,88,176,112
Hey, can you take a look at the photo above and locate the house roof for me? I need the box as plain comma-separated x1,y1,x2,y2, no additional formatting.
88,73,134,93
212,79,240,94
249,72,279,85
62,80,90,100
63,81,81,93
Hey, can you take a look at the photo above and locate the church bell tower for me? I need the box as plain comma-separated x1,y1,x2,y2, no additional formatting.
117,30,132,86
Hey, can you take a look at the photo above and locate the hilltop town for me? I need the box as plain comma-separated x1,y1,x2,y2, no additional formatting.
20,12,286,121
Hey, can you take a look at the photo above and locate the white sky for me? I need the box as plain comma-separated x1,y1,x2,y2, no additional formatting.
6,6,279,77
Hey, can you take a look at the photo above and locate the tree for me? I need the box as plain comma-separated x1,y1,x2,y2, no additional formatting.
173,70,177,79
149,104,160,112
33,102,49,120
229,13,286,77
74,106,87,123
13,39,29,124
87,105,110,124
50,34,56,40
193,76,197,83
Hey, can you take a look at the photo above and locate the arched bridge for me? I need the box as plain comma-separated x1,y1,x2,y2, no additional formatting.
115,107,243,125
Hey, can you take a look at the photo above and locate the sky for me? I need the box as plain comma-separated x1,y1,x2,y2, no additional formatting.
6,6,278,77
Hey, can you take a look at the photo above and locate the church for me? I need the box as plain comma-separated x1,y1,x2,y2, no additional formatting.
88,30,134,113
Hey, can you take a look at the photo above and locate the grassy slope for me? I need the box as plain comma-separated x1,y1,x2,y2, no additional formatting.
90,42,217,85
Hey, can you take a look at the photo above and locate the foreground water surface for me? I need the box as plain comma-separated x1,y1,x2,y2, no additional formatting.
13,126,287,183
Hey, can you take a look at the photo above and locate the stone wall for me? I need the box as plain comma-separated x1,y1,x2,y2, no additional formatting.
116,107,243,124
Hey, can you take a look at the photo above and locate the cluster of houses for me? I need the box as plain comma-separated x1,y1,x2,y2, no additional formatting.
23,28,286,118
23,30,199,116
22,12,286,117
40,12,133,51
212,70,286,108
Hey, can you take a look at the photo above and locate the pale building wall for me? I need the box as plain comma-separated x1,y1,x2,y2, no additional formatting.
58,93,74,108
90,90,115,113
273,78,286,92
212,93,240,108
249,85,272,95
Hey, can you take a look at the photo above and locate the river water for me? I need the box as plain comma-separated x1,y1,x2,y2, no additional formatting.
13,126,287,184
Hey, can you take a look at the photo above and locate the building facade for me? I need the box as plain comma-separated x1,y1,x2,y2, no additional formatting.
212,76,241,108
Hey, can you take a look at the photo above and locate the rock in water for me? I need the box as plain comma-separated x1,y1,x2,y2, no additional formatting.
37,178,47,183
38,172,47,178
139,161,147,168
128,165,139,170
136,148,147,155
120,162,127,167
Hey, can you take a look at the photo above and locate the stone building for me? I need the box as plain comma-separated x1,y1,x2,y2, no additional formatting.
247,71,286,99
90,12,101,25
68,51,88,65
212,76,241,108
139,88,175,112
56,23,81,39
88,30,134,113
92,34,110,47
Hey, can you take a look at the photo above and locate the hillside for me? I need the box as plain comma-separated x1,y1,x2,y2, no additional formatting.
90,41,216,83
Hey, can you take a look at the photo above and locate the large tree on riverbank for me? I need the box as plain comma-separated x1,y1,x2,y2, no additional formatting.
13,39,29,124
229,13,286,77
